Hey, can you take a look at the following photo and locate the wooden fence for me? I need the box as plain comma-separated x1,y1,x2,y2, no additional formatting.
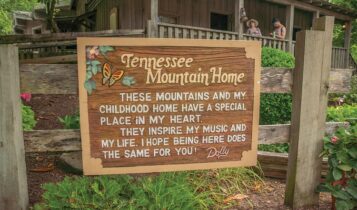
0,17,354,209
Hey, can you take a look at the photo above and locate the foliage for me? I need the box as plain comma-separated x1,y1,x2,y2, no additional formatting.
330,75,357,106
0,0,38,34
258,143,289,153
260,47,294,125
34,168,263,209
261,47,295,68
327,105,357,125
317,125,357,210
331,0,357,62
58,113,80,129
260,93,292,125
85,46,114,95
22,104,36,131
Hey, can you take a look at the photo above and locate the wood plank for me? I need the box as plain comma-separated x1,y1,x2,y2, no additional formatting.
0,30,145,44
20,54,77,64
18,64,352,94
258,151,329,179
285,17,334,209
23,122,347,153
0,45,29,209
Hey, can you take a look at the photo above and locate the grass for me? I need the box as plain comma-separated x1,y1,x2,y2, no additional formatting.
34,167,264,209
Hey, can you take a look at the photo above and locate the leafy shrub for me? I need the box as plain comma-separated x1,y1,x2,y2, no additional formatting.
327,105,357,124
261,47,295,68
22,104,36,131
317,125,357,210
258,143,289,153
260,93,292,125
34,168,263,209
260,48,294,125
58,113,80,129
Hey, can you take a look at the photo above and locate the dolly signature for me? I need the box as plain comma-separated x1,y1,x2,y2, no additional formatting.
207,146,229,159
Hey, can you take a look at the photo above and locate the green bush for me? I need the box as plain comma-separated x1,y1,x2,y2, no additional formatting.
260,47,294,125
258,143,289,153
22,104,36,131
34,168,263,209
317,125,357,210
261,47,295,68
259,93,292,125
58,113,80,129
327,105,357,126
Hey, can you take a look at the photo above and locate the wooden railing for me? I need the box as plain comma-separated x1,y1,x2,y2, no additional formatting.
2,30,145,60
158,22,240,40
243,34,288,52
158,22,357,70
332,47,348,69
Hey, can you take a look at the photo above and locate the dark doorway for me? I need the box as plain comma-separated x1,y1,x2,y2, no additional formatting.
210,13,228,31
293,27,301,41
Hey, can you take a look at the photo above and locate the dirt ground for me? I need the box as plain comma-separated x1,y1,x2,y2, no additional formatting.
26,95,332,209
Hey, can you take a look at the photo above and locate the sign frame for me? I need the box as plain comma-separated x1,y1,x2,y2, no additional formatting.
77,38,261,175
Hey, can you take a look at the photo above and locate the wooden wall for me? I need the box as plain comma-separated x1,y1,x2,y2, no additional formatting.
245,0,287,36
159,0,236,28
93,0,315,37
294,8,313,31
95,0,150,31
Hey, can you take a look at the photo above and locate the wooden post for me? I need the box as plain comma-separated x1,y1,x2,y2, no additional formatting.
0,45,29,209
148,0,159,38
284,16,334,209
286,4,295,53
234,0,244,39
344,21,352,68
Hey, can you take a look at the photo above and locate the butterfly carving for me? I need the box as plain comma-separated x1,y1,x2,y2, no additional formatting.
102,63,124,87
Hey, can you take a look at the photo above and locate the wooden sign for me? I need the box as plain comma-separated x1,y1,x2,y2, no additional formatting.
77,38,261,175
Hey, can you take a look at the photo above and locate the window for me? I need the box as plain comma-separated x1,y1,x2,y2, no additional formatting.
210,13,231,31
110,7,118,30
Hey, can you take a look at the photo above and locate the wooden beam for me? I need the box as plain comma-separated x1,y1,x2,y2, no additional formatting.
23,122,347,153
0,30,145,44
148,0,159,38
285,16,334,209
18,64,352,94
0,45,29,209
286,4,295,52
344,21,352,67
234,0,244,39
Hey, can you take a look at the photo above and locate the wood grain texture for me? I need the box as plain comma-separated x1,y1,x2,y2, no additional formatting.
0,45,29,210
285,16,334,209
258,151,328,179
23,122,347,153
19,64,351,94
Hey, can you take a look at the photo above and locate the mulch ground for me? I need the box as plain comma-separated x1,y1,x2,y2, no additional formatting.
26,95,333,209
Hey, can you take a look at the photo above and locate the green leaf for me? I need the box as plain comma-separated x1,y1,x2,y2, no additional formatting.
333,168,343,180
346,185,357,199
86,71,92,80
348,147,357,158
335,199,355,210
92,64,98,75
91,60,101,66
99,46,114,54
337,164,352,171
89,80,96,90
84,80,93,95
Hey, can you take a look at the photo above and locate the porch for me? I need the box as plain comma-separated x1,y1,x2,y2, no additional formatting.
154,22,355,69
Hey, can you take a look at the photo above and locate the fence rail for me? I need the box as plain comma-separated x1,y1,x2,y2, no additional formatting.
19,64,353,94
243,34,288,51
